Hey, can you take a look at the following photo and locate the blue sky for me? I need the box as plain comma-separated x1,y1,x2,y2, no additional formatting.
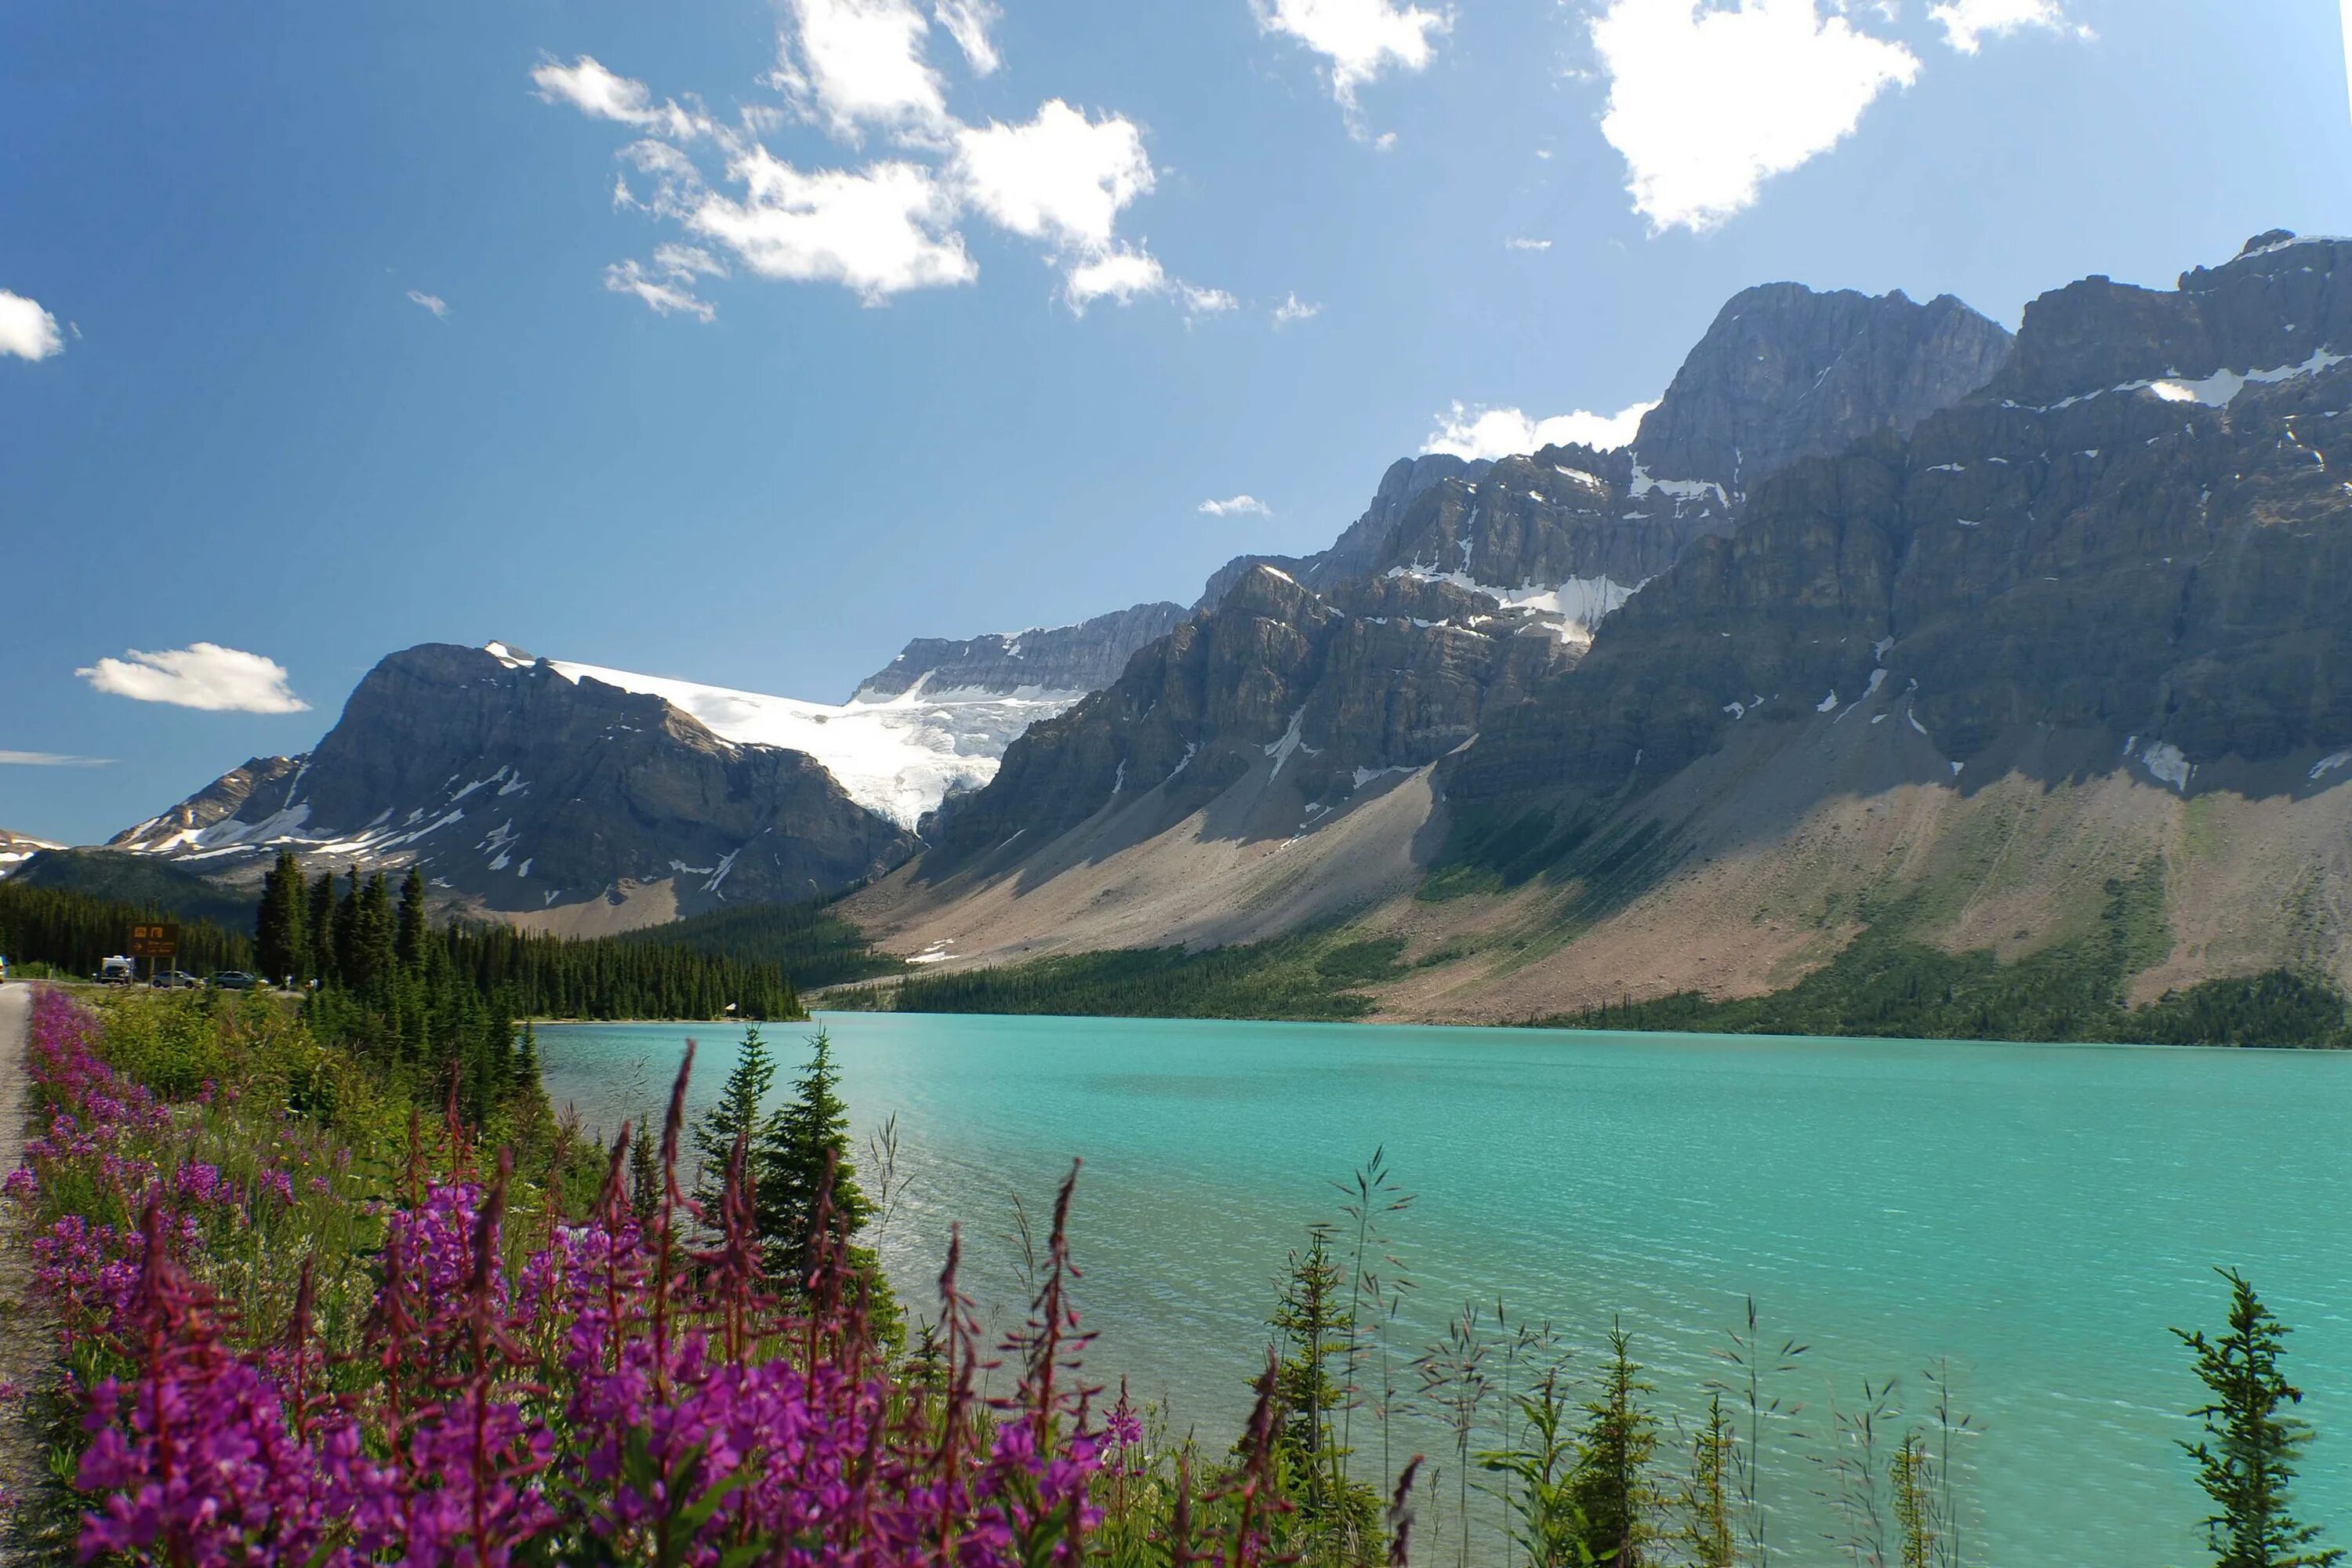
3,0,2349,845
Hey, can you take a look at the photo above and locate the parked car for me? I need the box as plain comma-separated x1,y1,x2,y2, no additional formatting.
97,956,136,985
150,970,201,989
209,971,260,990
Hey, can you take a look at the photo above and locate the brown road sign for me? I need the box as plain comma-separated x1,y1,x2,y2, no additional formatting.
128,923,180,958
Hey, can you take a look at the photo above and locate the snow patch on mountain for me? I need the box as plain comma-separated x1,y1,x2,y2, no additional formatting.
543,656,1087,829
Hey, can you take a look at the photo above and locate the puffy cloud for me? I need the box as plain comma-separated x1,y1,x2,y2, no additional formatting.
0,290,64,361
1255,0,1450,123
1271,292,1321,325
1421,399,1658,460
0,750,110,768
775,0,949,139
539,38,1221,315
76,644,310,714
953,101,1152,253
605,246,727,321
1928,0,2084,53
406,289,449,318
933,0,1003,74
1591,0,1918,233
1199,495,1272,517
691,149,974,302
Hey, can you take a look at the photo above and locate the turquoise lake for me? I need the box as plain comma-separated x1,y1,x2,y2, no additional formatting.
538,1011,2352,1566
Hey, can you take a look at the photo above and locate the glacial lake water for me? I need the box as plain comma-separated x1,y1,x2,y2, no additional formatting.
538,1011,2352,1566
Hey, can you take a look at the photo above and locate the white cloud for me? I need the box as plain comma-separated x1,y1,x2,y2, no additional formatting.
776,0,949,140
953,101,1153,252
692,149,973,302
540,44,1221,315
0,290,64,361
1064,246,1166,310
1928,0,2083,53
1255,0,1451,124
933,0,1003,74
1591,0,1919,233
1271,292,1321,325
1422,399,1658,460
0,750,110,768
76,644,310,714
605,246,727,321
1200,495,1272,517
406,289,449,318
1179,283,1239,318
531,55,707,140
1505,237,1553,251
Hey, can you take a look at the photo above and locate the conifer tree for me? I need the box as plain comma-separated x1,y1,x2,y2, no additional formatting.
758,1025,872,1262
1265,1222,1381,1544
629,1123,662,1224
693,1025,777,1218
307,871,338,985
255,851,307,985
332,868,361,989
396,865,427,971
1570,1323,1659,1568
2175,1269,2343,1568
354,872,397,997
1682,1394,1736,1568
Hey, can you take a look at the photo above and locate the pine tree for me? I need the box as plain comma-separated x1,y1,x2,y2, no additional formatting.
693,1025,777,1219
1682,1393,1735,1568
1569,1323,1659,1568
2175,1269,2343,1568
353,872,397,997
514,1019,539,1092
255,850,307,985
757,1025,872,1265
1265,1222,1381,1548
629,1123,662,1224
307,871,338,985
332,868,361,989
396,865,427,971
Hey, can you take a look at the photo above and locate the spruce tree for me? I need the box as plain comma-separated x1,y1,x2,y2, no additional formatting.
2175,1269,2343,1568
255,851,306,985
758,1025,872,1261
1570,1323,1659,1568
693,1025,777,1218
332,868,361,989
307,871,338,985
396,865,427,971
629,1123,662,1224
354,872,397,997
1265,1223,1381,1544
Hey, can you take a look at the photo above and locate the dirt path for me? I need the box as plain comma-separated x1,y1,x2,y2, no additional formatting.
0,982,41,1553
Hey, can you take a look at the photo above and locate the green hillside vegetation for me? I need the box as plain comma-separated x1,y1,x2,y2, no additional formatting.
9,848,263,931
1545,872,2351,1047
852,932,1409,1021
0,878,255,975
617,895,905,990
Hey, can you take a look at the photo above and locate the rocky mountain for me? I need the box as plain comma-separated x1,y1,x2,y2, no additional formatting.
1446,230,2352,816
1195,455,1488,610
1629,284,2015,493
0,829,63,880
854,602,1185,700
845,231,2352,1022
112,644,917,929
927,564,1572,863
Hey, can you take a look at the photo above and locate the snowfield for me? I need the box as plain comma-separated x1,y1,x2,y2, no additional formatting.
530,652,1087,829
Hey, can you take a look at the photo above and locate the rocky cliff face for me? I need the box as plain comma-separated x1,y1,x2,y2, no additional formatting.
112,644,916,920
1195,455,1490,610
853,602,1187,700
1630,284,2014,492
927,564,1573,861
1448,232,2352,818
